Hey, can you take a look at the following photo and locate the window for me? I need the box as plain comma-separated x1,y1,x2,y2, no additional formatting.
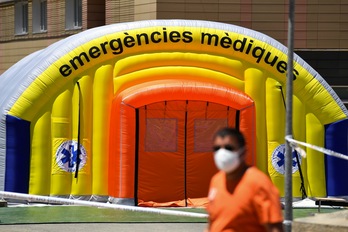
145,118,178,152
32,0,47,33
65,0,82,29
194,119,228,152
15,0,28,35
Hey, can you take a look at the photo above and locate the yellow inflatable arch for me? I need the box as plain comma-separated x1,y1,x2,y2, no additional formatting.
0,20,347,205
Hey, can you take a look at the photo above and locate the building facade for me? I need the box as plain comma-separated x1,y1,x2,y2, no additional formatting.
1,0,348,101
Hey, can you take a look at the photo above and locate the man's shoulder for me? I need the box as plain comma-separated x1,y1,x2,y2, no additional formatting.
211,170,225,183
247,166,266,174
212,170,225,178
245,166,273,183
243,167,280,198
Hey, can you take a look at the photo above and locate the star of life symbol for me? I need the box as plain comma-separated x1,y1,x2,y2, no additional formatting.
55,140,87,172
271,144,301,175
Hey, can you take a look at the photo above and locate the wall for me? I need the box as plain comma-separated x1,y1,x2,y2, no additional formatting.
1,0,348,85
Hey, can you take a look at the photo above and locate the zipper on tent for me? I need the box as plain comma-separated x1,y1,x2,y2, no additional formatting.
75,81,82,180
235,110,240,131
134,108,140,206
205,102,209,119
184,100,188,207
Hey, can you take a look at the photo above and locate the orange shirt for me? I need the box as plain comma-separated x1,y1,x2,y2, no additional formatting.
206,167,283,232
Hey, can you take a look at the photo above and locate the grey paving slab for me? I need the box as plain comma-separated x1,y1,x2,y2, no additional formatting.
293,210,348,232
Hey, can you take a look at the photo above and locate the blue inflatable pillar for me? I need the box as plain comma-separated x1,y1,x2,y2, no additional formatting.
325,119,348,196
5,115,31,193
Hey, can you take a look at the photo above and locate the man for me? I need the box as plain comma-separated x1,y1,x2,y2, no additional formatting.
206,127,284,232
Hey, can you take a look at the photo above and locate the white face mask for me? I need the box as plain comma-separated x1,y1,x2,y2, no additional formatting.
214,148,243,173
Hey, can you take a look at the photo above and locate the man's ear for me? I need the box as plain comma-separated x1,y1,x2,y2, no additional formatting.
239,147,246,159
239,147,246,154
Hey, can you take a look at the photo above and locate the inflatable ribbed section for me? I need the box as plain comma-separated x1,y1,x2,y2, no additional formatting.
50,89,73,195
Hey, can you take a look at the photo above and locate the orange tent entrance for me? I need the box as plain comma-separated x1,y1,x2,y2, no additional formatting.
137,101,235,206
109,81,256,207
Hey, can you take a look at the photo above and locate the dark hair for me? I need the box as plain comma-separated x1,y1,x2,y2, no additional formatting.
214,127,246,148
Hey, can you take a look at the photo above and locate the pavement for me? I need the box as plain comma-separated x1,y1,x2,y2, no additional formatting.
0,223,207,232
293,210,348,232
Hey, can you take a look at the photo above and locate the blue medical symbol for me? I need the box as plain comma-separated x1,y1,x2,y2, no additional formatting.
61,145,81,168
276,150,298,168
56,140,87,172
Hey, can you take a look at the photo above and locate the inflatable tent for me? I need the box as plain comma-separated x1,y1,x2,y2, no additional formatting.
1,20,348,206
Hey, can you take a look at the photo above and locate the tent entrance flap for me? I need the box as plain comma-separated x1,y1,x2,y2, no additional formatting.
136,100,238,207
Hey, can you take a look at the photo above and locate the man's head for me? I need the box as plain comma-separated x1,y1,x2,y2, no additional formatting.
213,127,246,151
213,127,246,173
